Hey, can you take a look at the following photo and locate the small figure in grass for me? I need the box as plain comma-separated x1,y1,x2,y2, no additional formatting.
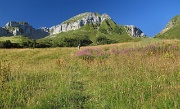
78,44,81,50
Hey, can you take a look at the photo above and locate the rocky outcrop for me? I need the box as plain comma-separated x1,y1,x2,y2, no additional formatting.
35,27,50,39
49,12,111,35
5,21,36,38
0,27,9,36
1,21,49,39
125,25,145,37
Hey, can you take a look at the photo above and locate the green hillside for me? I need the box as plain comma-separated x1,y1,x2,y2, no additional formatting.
0,36,32,43
0,36,34,48
155,15,180,39
155,25,180,39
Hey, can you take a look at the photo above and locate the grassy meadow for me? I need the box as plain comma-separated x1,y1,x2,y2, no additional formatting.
0,39,180,108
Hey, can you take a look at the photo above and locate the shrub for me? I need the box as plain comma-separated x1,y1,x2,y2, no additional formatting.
52,35,93,47
2,40,13,48
96,36,117,45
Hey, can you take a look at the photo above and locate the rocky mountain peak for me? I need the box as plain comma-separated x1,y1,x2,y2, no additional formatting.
50,12,111,35
62,12,111,24
0,21,50,39
125,25,145,37
5,21,29,27
101,13,111,21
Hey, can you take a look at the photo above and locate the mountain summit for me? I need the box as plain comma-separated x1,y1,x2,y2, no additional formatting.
49,12,111,35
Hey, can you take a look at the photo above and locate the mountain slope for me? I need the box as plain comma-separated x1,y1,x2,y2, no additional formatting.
155,15,180,39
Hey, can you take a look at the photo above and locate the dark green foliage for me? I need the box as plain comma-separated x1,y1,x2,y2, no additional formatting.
2,40,13,48
0,41,4,48
0,36,52,48
36,39,52,48
0,36,37,48
51,35,93,47
12,43,22,48
33,39,36,48
96,36,117,45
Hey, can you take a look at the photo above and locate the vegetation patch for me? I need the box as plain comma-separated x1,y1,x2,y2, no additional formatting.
0,39,179,108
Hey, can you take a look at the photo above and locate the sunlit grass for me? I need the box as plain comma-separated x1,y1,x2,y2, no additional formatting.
0,39,180,108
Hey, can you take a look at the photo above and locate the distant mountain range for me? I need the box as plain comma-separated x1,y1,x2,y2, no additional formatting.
0,12,179,48
0,22,50,39
0,12,145,39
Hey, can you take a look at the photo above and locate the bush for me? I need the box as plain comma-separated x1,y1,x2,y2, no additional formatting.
96,36,117,45
52,35,93,47
2,40,13,48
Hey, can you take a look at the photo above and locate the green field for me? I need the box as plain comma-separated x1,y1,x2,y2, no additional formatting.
0,36,32,43
0,39,180,108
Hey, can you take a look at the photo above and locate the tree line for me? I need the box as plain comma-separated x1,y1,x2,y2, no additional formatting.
0,40,38,48
0,35,117,48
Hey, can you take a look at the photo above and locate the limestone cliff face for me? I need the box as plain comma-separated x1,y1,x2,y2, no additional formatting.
125,25,145,37
49,12,111,35
5,21,35,36
1,21,50,39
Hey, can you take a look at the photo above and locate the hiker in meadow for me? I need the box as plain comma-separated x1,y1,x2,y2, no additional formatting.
78,44,81,50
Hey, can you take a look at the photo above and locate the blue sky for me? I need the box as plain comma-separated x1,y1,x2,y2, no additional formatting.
0,0,179,36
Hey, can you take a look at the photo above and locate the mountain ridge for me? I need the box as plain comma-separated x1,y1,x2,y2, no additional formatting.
0,12,145,39
49,12,113,35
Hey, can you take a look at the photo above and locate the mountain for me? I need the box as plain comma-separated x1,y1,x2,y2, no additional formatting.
38,12,145,47
49,12,111,34
155,15,180,39
0,21,49,39
48,12,145,37
125,25,145,37
0,27,8,36
0,12,146,47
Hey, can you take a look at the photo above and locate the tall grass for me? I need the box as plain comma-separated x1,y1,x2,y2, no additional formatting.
0,39,180,108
